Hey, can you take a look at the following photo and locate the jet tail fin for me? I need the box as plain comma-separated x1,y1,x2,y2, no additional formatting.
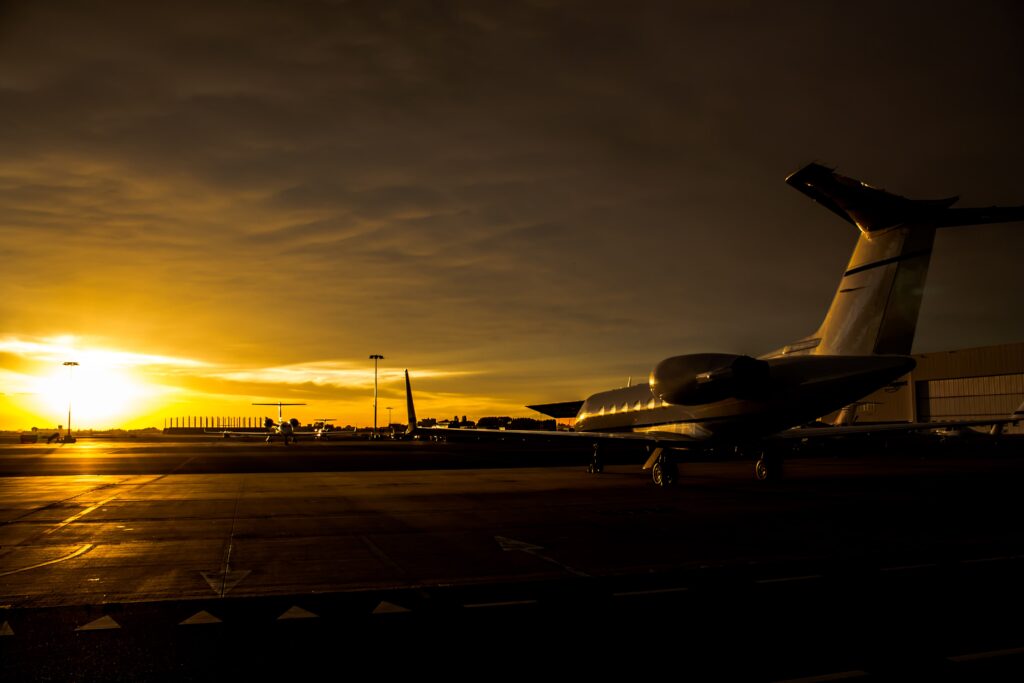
404,370,417,436
780,164,1024,357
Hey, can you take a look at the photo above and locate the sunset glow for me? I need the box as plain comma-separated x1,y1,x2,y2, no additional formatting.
0,335,512,431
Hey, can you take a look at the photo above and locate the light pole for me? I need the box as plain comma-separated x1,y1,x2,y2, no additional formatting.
63,361,79,443
369,354,384,439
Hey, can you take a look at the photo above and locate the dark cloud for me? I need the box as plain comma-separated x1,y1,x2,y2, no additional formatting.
1,0,1023,420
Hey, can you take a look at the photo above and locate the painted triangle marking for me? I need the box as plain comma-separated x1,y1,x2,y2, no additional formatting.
76,615,121,631
495,536,543,552
180,610,221,625
200,569,251,595
278,605,318,620
0,621,13,636
373,601,410,614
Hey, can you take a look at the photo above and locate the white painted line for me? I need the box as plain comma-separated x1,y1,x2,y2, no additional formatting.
199,569,250,595
0,543,95,577
180,610,221,625
43,496,118,535
495,536,543,552
278,605,318,620
76,615,121,631
879,563,937,572
464,599,539,609
960,556,1007,564
755,574,822,584
613,587,690,597
947,645,1024,662
771,670,868,682
0,621,13,636
495,535,590,578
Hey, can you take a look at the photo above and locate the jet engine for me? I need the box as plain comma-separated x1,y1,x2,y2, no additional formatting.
650,353,771,405
264,417,275,429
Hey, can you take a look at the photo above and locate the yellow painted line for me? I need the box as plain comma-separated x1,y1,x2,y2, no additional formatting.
42,496,119,535
0,543,95,577
948,645,1024,662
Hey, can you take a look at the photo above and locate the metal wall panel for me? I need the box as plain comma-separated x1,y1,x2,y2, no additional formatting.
825,341,1024,433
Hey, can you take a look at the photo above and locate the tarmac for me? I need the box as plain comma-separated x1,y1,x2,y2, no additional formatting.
2,438,1024,680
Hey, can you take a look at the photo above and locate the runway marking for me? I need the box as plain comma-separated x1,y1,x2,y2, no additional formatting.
0,621,13,636
278,605,318,620
879,563,937,572
947,645,1024,662
771,670,868,682
0,543,94,577
180,610,221,625
464,599,539,608
373,601,410,614
42,496,118,535
360,536,406,574
495,535,590,578
755,574,823,584
613,587,690,597
0,479,125,526
76,615,121,631
200,569,250,596
208,478,248,598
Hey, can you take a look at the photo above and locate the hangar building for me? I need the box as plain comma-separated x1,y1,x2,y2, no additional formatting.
838,341,1024,434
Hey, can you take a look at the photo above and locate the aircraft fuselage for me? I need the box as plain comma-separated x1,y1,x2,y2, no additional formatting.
574,354,915,442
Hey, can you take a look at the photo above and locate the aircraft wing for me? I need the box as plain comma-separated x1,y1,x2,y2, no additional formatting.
412,425,699,446
773,406,1024,440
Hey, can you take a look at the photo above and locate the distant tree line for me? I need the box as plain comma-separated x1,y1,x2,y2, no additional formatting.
476,416,556,431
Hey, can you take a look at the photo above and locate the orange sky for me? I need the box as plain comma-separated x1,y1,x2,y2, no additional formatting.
2,2,1024,430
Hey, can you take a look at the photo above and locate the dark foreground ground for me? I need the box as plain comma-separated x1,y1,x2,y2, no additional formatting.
2,438,1024,681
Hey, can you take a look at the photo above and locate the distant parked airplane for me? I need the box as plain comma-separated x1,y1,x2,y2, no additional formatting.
312,418,336,440
207,402,307,444
404,163,1024,485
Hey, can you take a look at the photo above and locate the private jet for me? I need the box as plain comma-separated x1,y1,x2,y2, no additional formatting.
312,418,337,440
404,163,1024,485
207,402,307,444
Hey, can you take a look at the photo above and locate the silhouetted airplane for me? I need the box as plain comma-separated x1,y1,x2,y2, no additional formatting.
404,163,1024,485
207,402,307,444
312,418,336,440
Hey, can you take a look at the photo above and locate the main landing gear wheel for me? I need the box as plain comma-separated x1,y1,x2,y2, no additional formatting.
754,453,782,481
651,456,678,487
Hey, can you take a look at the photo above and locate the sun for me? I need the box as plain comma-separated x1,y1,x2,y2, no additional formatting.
27,353,152,429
